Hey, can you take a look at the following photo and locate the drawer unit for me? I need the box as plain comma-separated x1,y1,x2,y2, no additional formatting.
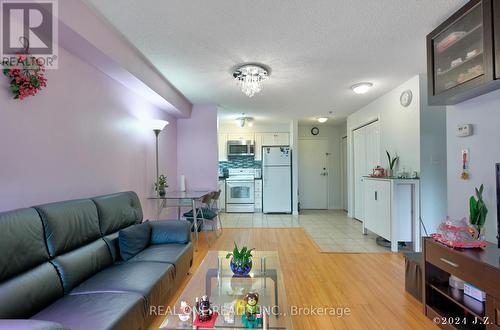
254,179,262,210
425,239,486,288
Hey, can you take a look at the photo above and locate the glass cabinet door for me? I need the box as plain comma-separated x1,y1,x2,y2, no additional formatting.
432,2,484,94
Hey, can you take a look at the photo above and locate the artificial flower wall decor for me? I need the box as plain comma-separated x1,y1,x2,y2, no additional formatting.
2,53,47,100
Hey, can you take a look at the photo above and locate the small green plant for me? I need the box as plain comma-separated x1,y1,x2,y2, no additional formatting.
226,242,254,268
154,174,168,195
469,184,488,235
386,150,399,170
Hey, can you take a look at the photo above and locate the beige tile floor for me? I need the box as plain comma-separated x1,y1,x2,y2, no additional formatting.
219,209,390,253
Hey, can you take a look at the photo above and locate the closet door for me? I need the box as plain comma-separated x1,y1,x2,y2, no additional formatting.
353,128,366,220
365,121,381,171
353,120,380,221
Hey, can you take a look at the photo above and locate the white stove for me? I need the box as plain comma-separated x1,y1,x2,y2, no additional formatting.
226,168,255,213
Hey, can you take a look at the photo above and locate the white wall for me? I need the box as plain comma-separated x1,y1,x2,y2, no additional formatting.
298,123,347,209
447,89,500,243
346,74,447,234
347,75,421,216
419,77,448,234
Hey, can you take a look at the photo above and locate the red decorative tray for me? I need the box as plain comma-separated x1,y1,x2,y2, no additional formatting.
431,233,487,249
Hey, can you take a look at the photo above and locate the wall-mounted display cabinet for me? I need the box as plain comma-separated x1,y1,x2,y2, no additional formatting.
427,0,500,105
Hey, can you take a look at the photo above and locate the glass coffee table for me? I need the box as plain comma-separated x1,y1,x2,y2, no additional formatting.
160,251,293,329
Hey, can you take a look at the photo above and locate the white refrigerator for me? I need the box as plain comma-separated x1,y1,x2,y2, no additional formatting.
262,146,292,213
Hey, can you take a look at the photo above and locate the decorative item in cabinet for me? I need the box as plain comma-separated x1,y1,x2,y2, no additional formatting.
426,0,499,105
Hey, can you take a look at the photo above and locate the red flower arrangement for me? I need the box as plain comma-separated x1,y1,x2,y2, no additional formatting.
2,53,47,100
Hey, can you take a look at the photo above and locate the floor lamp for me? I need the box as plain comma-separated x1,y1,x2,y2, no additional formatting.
151,119,169,197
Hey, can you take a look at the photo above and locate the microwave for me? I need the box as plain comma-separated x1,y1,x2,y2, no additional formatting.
227,140,255,157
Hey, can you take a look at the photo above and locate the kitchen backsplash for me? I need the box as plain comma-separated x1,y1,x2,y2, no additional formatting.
219,156,262,170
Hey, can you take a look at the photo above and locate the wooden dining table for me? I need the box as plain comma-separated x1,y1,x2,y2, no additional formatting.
148,190,212,250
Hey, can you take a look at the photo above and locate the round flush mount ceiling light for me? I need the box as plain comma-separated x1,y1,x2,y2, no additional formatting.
317,117,328,123
351,82,373,94
233,64,270,97
236,113,254,128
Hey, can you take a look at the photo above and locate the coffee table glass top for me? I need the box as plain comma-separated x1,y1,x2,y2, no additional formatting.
160,251,292,329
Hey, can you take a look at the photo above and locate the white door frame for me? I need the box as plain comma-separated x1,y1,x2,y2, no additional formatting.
340,135,348,212
349,118,380,219
298,138,329,209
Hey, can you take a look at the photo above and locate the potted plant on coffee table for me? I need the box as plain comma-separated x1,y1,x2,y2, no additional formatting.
226,242,254,277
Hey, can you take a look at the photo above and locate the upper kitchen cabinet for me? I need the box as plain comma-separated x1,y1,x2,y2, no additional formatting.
227,133,254,141
494,0,500,79
427,0,500,105
261,133,289,146
218,133,228,161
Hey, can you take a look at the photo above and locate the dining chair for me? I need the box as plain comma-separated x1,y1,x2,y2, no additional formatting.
183,191,222,246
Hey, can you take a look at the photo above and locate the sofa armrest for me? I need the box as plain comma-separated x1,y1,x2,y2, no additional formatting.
149,220,191,244
0,320,69,330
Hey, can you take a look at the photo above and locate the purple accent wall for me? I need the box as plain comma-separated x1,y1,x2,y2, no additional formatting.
0,45,177,220
177,105,218,191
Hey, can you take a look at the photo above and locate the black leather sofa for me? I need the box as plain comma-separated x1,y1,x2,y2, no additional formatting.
0,191,193,330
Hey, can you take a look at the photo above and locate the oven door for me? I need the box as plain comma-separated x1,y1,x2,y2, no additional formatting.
226,181,255,204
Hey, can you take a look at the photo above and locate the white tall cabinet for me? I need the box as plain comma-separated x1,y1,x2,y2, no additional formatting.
353,121,380,221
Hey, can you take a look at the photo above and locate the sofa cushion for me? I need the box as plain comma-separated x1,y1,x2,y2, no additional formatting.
119,222,151,261
70,261,175,308
0,208,49,282
0,263,63,319
103,232,120,262
51,239,113,294
32,292,145,330
130,243,192,268
129,243,193,287
92,191,143,235
35,199,101,257
150,220,191,244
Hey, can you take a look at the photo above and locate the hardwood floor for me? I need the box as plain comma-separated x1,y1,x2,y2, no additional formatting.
149,228,436,329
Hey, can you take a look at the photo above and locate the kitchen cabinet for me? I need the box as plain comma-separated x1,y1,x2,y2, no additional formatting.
218,179,226,210
254,133,263,160
218,134,228,161
427,0,500,105
227,133,254,141
261,133,289,146
363,177,420,252
254,179,262,210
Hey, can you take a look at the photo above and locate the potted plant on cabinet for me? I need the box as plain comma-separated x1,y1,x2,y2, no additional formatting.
386,151,399,177
469,184,487,239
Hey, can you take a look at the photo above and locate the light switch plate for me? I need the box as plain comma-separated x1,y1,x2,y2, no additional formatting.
457,124,472,137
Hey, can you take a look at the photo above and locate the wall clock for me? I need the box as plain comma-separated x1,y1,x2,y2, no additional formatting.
311,127,319,136
400,89,413,107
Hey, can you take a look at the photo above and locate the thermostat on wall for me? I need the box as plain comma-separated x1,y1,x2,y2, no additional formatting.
457,124,472,137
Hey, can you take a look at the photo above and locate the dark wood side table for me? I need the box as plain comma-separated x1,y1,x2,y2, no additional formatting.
423,237,500,329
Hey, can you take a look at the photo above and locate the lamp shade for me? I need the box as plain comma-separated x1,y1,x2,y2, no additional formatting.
150,119,169,131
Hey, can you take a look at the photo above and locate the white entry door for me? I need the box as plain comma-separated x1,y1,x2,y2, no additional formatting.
298,139,328,209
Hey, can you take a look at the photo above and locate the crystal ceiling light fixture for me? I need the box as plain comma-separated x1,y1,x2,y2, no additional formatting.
351,82,373,94
233,64,270,97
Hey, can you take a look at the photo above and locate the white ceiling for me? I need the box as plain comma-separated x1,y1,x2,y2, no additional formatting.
85,0,467,124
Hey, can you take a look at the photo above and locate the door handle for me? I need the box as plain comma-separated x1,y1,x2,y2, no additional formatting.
374,191,378,201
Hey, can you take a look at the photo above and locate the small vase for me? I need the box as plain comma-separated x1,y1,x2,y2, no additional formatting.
230,258,252,276
159,189,166,197
386,169,393,177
